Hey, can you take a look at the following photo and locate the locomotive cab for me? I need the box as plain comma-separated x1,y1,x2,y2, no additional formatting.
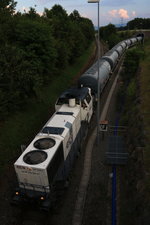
55,87,93,123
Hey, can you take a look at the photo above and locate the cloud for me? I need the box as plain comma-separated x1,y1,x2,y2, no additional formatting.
118,9,129,19
132,11,136,17
109,9,117,17
109,8,129,19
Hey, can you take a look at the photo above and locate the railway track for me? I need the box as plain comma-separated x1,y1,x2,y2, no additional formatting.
72,56,125,225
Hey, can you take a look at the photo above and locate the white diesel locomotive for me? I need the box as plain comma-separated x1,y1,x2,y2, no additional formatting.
14,87,93,209
13,34,144,209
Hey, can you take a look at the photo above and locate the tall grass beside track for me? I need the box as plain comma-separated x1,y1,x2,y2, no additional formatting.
0,42,95,175
116,37,150,224
139,39,150,182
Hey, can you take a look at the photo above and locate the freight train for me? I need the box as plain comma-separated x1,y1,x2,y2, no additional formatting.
78,35,143,95
13,34,143,210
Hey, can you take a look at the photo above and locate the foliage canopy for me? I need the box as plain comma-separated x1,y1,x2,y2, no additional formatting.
0,3,95,119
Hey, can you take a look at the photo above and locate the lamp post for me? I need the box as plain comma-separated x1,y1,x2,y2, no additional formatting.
88,0,100,145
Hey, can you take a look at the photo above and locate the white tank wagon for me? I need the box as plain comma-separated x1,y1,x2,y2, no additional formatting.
119,41,127,50
136,36,143,42
13,87,93,209
101,49,119,70
78,59,111,96
124,39,132,47
78,34,144,99
111,42,126,57
130,37,138,46
125,35,143,49
136,33,144,44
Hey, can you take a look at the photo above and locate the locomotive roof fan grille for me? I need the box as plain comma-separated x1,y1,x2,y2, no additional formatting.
23,150,48,165
34,138,56,150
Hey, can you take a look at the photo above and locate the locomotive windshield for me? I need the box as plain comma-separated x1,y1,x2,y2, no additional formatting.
56,98,80,105
56,98,68,105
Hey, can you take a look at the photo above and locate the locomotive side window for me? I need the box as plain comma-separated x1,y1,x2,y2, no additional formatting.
81,100,87,108
75,99,80,105
85,93,91,104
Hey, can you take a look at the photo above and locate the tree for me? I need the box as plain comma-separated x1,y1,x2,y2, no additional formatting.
100,23,116,40
127,18,150,30
24,7,41,19
100,24,118,48
107,33,120,49
0,0,17,44
14,17,57,90
122,48,144,83
44,4,68,21
0,0,17,16
69,10,95,60
0,45,26,117
0,3,95,119
69,10,81,21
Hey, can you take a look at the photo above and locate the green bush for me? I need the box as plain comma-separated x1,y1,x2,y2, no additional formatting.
121,48,145,82
0,3,95,120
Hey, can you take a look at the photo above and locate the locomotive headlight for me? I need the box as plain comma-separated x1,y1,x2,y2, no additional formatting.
40,196,44,201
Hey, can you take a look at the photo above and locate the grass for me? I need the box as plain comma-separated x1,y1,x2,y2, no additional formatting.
137,39,150,208
119,38,150,224
0,42,95,174
140,40,150,172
